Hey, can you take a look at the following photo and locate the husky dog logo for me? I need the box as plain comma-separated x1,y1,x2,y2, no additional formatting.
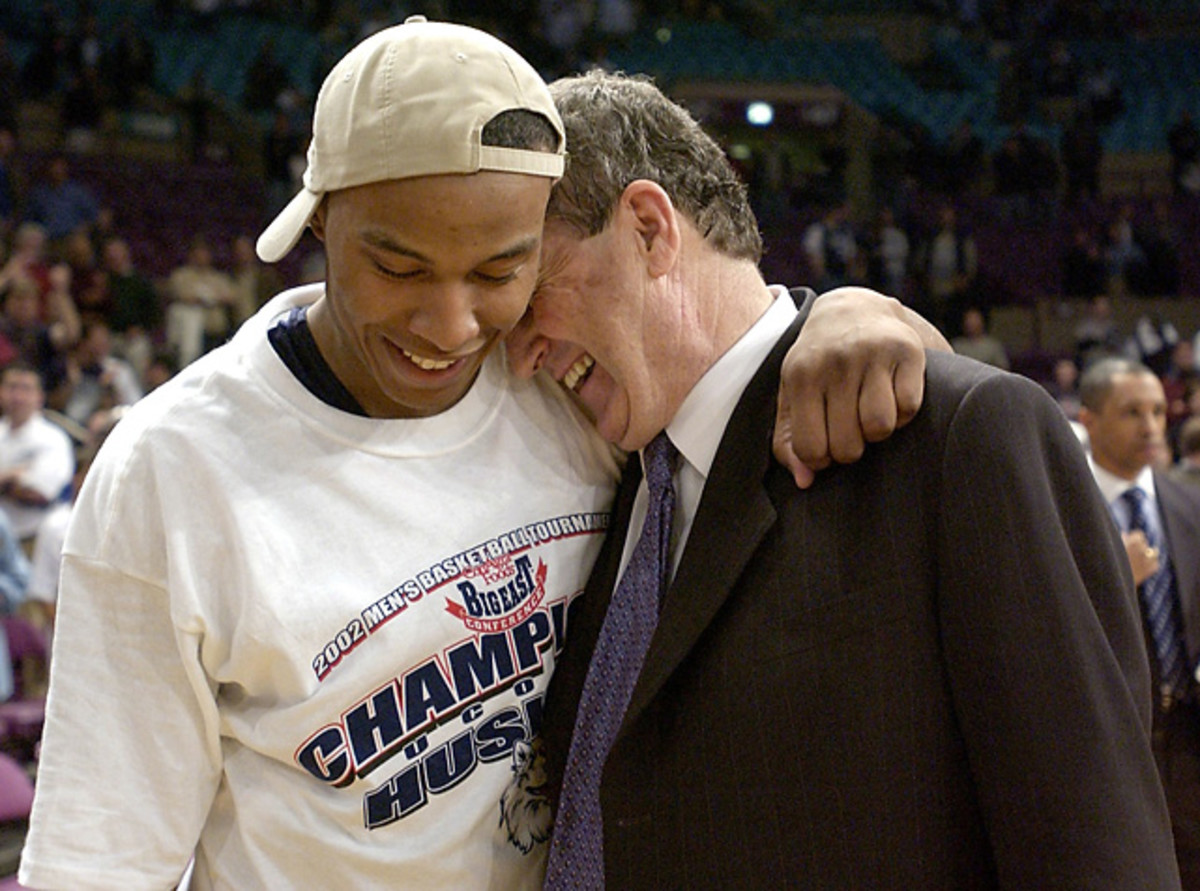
500,738,553,853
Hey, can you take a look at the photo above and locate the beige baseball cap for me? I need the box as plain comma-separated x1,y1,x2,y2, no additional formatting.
256,16,566,263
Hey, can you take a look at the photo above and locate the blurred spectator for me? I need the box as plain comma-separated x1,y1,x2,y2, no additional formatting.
1102,202,1146,294
802,201,860,293
180,71,217,163
61,66,106,152
1061,223,1107,297
954,0,982,32
1132,197,1181,297
143,349,179,392
740,143,794,224
1,235,80,363
229,234,283,328
0,127,20,243
942,119,987,194
0,297,17,370
1060,106,1102,206
1170,415,1200,489
165,234,235,368
992,130,1031,219
243,38,291,113
41,262,84,355
62,229,111,321
0,35,20,136
25,408,118,629
106,17,157,110
1074,293,1124,369
1167,109,1200,196
593,0,639,46
950,306,1010,370
0,507,30,617
188,0,224,31
1127,311,1179,378
0,362,74,547
0,278,69,395
540,0,591,72
102,237,162,384
992,121,1057,221
1185,377,1200,431
1040,39,1079,101
1162,338,1198,446
1046,356,1082,420
65,12,105,78
24,155,100,244
21,6,71,100
995,51,1035,125
61,13,107,152
912,202,977,336
864,205,910,300
263,109,306,221
1081,60,1123,127
61,318,143,430
89,204,119,256
3,222,53,303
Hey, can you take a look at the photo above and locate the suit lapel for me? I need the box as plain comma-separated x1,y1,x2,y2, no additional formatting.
621,316,804,728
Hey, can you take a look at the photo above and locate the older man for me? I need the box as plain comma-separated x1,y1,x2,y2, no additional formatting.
508,70,1179,888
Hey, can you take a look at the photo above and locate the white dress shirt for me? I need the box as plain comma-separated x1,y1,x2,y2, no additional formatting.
1090,460,1164,544
619,286,798,582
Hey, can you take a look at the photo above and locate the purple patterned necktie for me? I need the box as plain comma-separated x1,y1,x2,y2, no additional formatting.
544,432,679,890
1122,487,1189,697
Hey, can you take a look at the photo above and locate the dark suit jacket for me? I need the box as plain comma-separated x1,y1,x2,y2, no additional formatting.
543,327,1180,889
1148,469,1200,890
1155,469,1200,689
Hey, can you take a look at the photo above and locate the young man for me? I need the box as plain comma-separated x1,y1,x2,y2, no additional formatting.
507,70,1180,888
21,20,935,890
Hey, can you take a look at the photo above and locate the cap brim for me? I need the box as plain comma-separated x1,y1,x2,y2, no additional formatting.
256,188,323,263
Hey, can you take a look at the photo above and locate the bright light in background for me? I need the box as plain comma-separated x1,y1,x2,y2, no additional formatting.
746,101,774,127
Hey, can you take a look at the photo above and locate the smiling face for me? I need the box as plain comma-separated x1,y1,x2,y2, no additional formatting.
510,220,639,447
506,174,773,452
506,209,692,451
307,171,551,419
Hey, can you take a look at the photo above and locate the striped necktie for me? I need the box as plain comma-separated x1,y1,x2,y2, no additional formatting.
545,432,679,890
1122,486,1189,697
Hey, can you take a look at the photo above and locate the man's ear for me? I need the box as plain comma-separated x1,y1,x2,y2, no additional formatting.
619,180,680,278
1078,405,1095,435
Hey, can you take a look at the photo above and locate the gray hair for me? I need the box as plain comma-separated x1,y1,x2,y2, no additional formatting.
547,70,762,263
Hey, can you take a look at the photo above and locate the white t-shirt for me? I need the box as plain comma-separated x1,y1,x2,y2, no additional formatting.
21,285,621,890
0,413,74,539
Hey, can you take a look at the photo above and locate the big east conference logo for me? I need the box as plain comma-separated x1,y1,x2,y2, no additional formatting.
446,553,547,634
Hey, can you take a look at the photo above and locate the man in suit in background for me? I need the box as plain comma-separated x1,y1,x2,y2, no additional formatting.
506,70,1179,889
1080,356,1200,890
